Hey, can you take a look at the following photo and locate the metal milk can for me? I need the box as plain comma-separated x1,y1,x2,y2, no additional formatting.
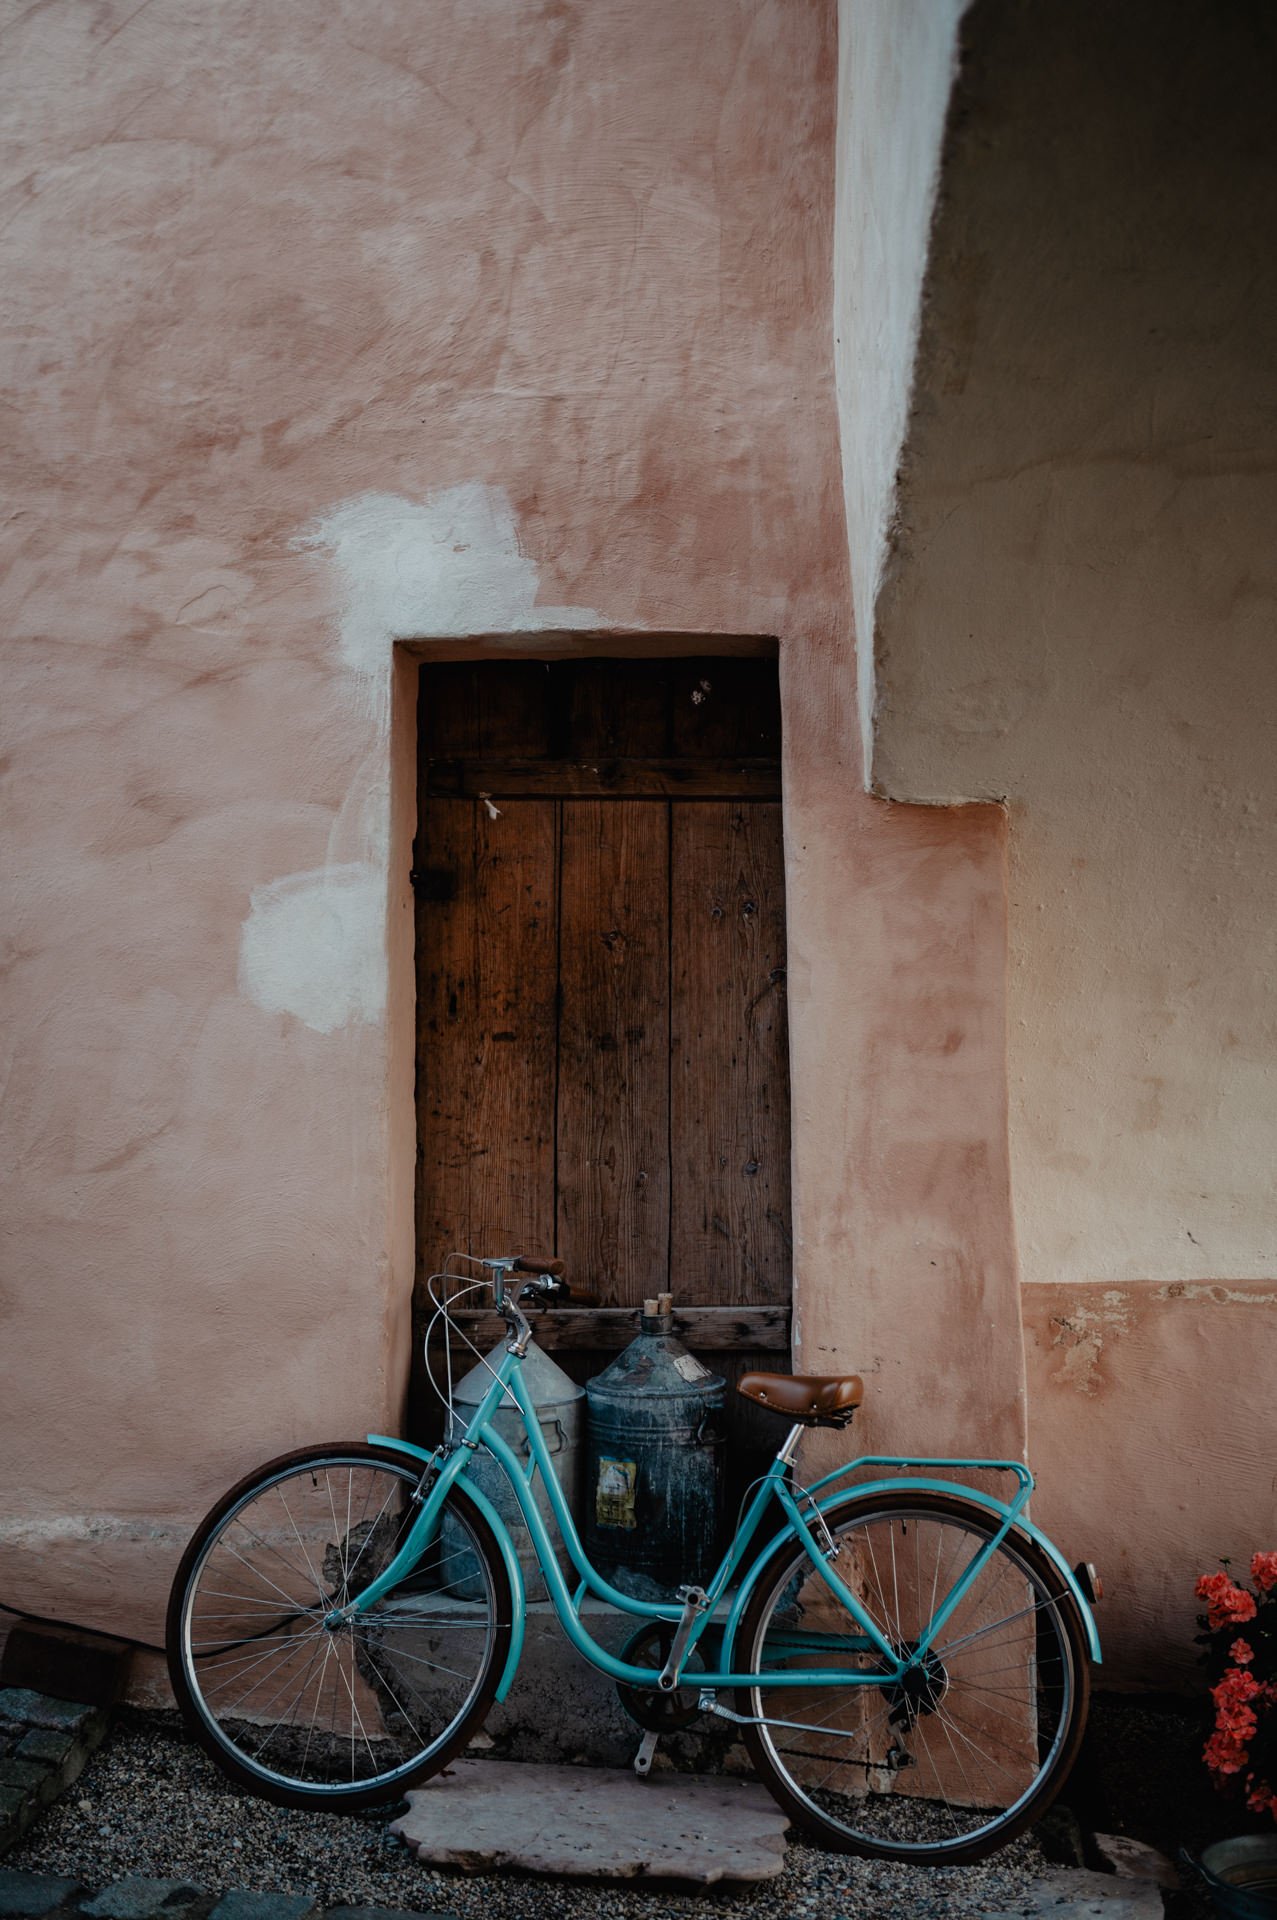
585,1294,725,1595
443,1338,583,1601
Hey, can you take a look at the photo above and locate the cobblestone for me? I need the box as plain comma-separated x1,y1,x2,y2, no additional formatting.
0,1872,85,1917
207,1895,318,1920
0,1693,107,1857
325,1909,457,1920
0,1772,47,1804
81,1882,206,1919
15,1742,74,1772
0,1703,95,1743
0,1796,29,1855
0,1877,458,1920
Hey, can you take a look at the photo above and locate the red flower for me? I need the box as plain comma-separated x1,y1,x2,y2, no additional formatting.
1195,1564,1276,1819
1207,1668,1261,1774
1197,1571,1258,1629
1213,1667,1260,1708
1205,1727,1251,1776
1251,1551,1277,1595
1246,1780,1277,1820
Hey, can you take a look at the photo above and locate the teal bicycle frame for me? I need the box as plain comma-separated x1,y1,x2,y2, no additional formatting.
336,1335,1100,1705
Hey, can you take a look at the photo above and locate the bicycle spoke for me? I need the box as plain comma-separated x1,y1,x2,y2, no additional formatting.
341,1479,402,1594
174,1453,505,1801
358,1640,473,1684
200,1627,328,1704
277,1484,327,1599
226,1515,319,1597
299,1637,334,1780
216,1538,312,1613
190,1591,311,1612
933,1595,1057,1661
741,1496,1084,1861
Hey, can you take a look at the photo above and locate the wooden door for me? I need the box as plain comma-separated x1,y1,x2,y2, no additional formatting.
412,661,791,1488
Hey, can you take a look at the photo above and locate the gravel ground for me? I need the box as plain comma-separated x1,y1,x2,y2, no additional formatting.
10,1713,1051,1920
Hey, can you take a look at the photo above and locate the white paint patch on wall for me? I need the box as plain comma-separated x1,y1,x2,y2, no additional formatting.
0,1514,189,1549
833,0,966,782
297,483,602,737
239,863,386,1034
240,482,602,1035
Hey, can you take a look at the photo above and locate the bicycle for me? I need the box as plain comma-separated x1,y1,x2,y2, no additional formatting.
166,1254,1102,1864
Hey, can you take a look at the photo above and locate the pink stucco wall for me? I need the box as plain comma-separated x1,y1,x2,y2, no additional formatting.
0,0,1023,1654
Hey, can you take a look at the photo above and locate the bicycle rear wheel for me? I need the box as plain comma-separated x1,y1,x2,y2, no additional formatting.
735,1489,1090,1862
166,1443,512,1809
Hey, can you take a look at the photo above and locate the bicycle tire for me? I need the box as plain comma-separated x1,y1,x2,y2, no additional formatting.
734,1488,1091,1863
166,1442,513,1810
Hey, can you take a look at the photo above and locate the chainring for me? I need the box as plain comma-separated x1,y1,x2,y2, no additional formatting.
615,1622,708,1733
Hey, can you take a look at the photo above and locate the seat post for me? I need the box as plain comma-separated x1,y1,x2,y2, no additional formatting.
776,1422,804,1467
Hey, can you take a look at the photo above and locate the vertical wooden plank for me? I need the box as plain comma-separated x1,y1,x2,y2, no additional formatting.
670,799,791,1509
566,660,671,761
418,664,481,759
477,662,555,757
556,802,670,1303
670,802,791,1304
415,797,559,1283
669,660,782,759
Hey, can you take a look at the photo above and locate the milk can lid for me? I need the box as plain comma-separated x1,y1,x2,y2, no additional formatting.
451,1336,584,1411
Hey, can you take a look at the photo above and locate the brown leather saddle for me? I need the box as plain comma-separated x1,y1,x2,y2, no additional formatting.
737,1370,864,1429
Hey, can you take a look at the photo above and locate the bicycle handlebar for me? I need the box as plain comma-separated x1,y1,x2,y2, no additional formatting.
512,1255,567,1278
557,1283,601,1307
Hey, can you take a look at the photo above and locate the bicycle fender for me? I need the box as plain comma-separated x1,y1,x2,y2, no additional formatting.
720,1477,1101,1668
365,1434,526,1701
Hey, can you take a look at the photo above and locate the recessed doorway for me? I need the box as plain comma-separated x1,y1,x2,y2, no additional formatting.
411,657,792,1484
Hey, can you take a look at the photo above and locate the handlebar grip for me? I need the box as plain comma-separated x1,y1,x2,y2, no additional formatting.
512,1255,567,1278
562,1286,601,1307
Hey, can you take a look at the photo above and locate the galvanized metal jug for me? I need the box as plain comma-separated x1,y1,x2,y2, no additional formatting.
444,1338,583,1600
585,1301,725,1596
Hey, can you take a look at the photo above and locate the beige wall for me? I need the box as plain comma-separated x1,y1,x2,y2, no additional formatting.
869,0,1277,1675
0,0,1026,1653
872,0,1277,1287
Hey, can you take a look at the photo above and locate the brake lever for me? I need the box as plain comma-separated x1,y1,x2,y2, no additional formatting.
517,1274,563,1305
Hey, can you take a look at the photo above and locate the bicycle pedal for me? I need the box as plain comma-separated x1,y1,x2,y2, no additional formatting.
633,1729,660,1777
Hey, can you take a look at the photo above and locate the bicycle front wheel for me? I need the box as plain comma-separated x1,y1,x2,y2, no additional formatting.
735,1490,1090,1863
166,1443,512,1809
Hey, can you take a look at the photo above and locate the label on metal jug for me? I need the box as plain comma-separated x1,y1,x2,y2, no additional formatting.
595,1455,638,1530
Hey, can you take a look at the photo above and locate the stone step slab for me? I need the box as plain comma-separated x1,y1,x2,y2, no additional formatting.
1092,1833,1179,1889
391,1757,789,1884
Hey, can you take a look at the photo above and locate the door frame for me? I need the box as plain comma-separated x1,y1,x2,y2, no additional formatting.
385,632,785,1430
